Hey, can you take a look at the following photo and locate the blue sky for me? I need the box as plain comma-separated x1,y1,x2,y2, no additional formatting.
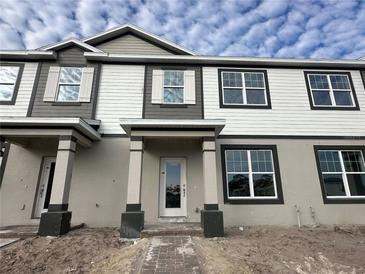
0,0,364,59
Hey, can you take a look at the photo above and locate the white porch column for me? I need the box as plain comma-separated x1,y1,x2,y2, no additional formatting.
38,135,76,236
202,138,219,205
126,138,143,206
121,136,144,238
49,136,77,208
201,137,224,237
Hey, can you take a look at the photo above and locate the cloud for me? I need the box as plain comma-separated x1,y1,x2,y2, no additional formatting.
0,0,364,59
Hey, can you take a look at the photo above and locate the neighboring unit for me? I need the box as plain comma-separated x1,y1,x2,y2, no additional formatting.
0,24,364,238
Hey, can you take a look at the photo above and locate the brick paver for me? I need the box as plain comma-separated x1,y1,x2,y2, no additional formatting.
140,236,201,274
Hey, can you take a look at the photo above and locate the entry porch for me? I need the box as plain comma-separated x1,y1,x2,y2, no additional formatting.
119,118,226,238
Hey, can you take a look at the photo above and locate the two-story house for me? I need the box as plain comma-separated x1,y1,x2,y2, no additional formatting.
1,24,364,238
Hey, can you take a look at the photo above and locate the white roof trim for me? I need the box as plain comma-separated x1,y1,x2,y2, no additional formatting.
82,23,196,55
120,118,226,136
84,52,365,68
0,50,56,60
41,38,104,52
0,117,100,141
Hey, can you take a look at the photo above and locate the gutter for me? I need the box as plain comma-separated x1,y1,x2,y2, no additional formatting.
84,52,365,68
0,50,56,60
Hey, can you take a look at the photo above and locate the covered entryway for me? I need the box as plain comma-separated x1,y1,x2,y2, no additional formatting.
119,119,226,238
0,117,100,236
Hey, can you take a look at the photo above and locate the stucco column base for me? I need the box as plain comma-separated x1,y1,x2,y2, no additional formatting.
201,209,224,238
38,211,72,236
120,211,144,238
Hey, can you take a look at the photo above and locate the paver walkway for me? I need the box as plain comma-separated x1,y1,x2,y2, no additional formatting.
140,236,201,274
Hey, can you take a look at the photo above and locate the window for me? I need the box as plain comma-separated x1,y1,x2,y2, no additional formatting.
0,65,21,103
221,145,284,204
315,147,365,202
57,67,82,102
163,70,184,104
219,69,270,108
305,72,359,110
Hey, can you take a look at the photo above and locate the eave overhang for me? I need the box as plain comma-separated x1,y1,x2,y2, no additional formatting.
0,117,101,145
0,50,56,60
120,118,226,137
84,52,365,69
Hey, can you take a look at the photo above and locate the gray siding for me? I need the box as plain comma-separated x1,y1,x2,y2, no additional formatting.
30,46,100,119
95,34,173,55
143,65,203,119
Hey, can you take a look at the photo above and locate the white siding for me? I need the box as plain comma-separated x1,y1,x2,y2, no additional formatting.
0,62,38,117
96,65,145,134
203,67,365,136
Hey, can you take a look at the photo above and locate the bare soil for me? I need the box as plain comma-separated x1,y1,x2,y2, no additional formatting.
0,228,148,274
1,225,364,274
194,225,365,274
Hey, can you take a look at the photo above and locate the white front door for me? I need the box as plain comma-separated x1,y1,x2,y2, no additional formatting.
159,158,187,217
34,157,56,218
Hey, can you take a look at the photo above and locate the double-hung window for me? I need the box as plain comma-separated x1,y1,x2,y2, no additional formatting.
305,72,358,109
221,145,283,204
219,70,270,108
163,70,184,104
57,67,82,102
315,147,365,202
0,65,22,104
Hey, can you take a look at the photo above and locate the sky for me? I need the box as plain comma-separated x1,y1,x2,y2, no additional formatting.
0,0,365,59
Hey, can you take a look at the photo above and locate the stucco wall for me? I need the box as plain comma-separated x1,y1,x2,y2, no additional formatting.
1,137,364,228
217,138,365,226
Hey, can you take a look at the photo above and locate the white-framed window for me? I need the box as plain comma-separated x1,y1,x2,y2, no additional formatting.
317,150,365,198
224,149,278,199
0,66,20,102
163,70,184,104
221,71,268,106
56,67,82,102
306,73,356,107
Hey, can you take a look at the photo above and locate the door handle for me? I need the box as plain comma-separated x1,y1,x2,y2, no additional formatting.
40,185,45,198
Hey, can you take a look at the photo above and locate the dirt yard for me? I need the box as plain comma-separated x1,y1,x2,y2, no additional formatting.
194,225,365,274
1,225,364,274
0,228,148,274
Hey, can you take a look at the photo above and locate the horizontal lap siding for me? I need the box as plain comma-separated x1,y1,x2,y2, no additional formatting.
30,46,98,118
0,62,38,117
95,65,145,134
143,66,203,119
203,67,365,136
95,34,173,55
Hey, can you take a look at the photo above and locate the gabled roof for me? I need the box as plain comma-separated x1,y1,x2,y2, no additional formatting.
82,23,195,55
40,38,104,52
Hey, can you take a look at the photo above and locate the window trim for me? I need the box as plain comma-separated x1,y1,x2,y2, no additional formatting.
56,66,82,103
304,71,360,110
314,145,365,204
218,69,271,109
163,70,185,105
221,144,284,204
0,63,24,105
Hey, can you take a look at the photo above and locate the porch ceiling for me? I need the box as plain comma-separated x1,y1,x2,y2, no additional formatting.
119,118,226,137
0,117,101,147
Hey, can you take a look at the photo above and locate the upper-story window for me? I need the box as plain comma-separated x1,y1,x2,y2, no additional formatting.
163,70,184,104
0,65,22,104
219,69,271,108
151,69,196,105
43,66,94,103
304,72,359,110
315,146,365,203
57,67,82,102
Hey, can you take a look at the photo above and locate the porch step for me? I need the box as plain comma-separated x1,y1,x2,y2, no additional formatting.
141,223,203,238
0,225,38,239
